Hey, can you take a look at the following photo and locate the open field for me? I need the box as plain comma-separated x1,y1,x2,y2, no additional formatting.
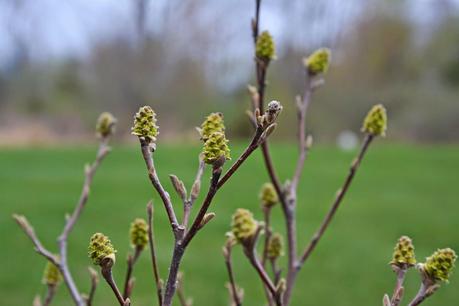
1,143,458,305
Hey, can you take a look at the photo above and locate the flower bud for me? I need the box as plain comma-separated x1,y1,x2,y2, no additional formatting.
361,104,387,137
423,248,457,282
88,233,116,266
259,183,278,207
256,31,276,62
231,208,257,242
199,112,225,142
202,132,231,165
96,112,117,138
258,100,283,128
130,218,148,250
131,106,159,143
303,48,331,76
390,236,416,268
267,233,284,260
42,259,62,286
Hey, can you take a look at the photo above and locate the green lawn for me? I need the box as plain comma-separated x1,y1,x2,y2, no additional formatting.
1,143,458,305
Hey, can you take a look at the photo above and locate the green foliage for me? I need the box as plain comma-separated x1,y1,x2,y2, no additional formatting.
256,31,276,61
88,233,116,266
130,218,148,249
202,132,230,164
424,248,457,282
259,183,278,207
390,236,416,267
231,208,257,242
361,104,387,137
131,106,159,143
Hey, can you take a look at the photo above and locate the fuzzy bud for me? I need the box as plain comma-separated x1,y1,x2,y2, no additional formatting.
423,248,457,282
42,259,62,286
256,31,276,62
88,233,116,266
390,236,416,268
130,219,148,250
258,100,283,128
96,112,117,138
259,183,278,207
267,233,284,260
303,48,331,76
361,104,387,137
231,208,257,242
202,132,231,165
131,106,159,143
199,112,225,142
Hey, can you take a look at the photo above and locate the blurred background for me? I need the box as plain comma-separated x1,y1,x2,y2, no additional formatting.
1,0,459,144
1,0,459,305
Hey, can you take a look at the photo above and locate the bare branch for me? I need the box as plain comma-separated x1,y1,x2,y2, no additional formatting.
12,215,58,265
299,134,374,266
223,238,243,306
86,267,99,306
139,138,179,234
123,247,142,299
146,202,163,306
101,262,129,306
42,285,57,306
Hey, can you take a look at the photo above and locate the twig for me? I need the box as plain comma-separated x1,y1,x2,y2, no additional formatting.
177,272,193,306
223,239,243,306
123,247,142,299
242,228,281,306
101,263,129,306
12,215,59,266
147,202,163,306
57,138,111,306
42,285,57,306
86,267,99,306
407,281,439,306
183,157,205,228
139,138,179,234
261,206,273,267
390,266,407,306
299,134,374,266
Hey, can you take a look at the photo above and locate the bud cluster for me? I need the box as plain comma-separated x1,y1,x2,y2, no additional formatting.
130,218,149,250
390,236,416,268
231,209,258,243
42,259,62,286
131,106,159,143
259,183,279,207
303,48,331,76
256,31,276,62
362,104,387,137
423,248,457,282
96,112,117,138
88,233,116,266
199,112,225,142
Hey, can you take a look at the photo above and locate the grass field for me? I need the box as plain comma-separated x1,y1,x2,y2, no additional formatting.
1,142,458,305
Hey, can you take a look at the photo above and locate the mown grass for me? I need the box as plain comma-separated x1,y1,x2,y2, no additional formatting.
1,143,458,305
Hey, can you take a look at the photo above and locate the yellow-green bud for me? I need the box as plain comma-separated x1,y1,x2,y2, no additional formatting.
231,208,257,242
88,233,116,266
131,106,159,143
202,132,231,165
267,233,284,260
390,236,416,267
303,48,331,76
130,218,148,249
423,248,457,282
256,31,276,62
361,104,387,137
96,112,117,138
42,259,62,286
259,183,278,207
199,112,225,142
